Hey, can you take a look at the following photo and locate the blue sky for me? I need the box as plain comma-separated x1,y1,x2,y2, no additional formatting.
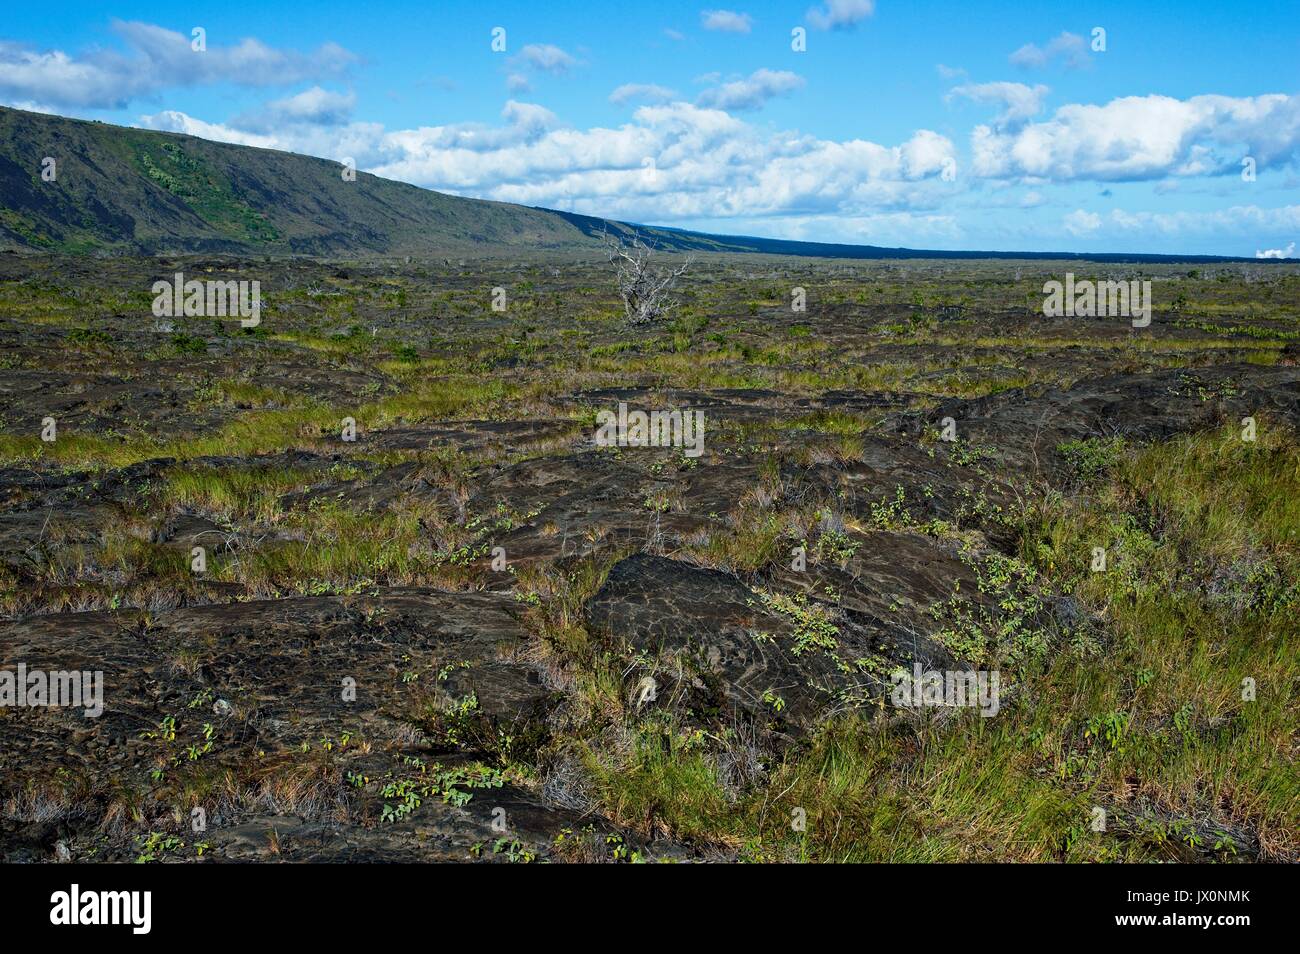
2,0,1297,255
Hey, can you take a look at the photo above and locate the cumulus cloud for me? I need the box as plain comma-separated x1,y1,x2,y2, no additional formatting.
1063,209,1102,235
140,107,386,161
610,83,678,106
0,21,355,109
137,110,282,149
146,96,956,229
949,81,1049,126
970,93,1300,182
1009,31,1088,70
234,86,356,132
701,10,753,33
807,0,875,31
696,69,805,111
1256,241,1295,258
514,43,578,76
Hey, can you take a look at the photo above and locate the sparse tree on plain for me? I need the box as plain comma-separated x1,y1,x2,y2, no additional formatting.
602,231,691,326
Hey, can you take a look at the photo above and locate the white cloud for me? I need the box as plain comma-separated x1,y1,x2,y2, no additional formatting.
150,96,956,228
500,100,558,126
235,86,355,131
1256,241,1296,258
610,83,678,106
0,22,355,109
507,73,531,93
970,93,1300,182
697,69,805,111
380,104,956,221
515,44,578,76
0,99,61,115
1063,209,1102,235
949,81,1049,126
1009,32,1088,70
1058,205,1300,238
807,0,875,31
137,110,282,149
898,129,956,178
701,10,753,34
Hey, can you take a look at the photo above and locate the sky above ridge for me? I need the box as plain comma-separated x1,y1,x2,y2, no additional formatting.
2,0,1298,256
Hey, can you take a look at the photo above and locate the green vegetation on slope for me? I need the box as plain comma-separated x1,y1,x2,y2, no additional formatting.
137,141,280,243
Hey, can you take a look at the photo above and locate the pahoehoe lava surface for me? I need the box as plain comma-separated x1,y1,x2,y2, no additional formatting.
1,252,1296,863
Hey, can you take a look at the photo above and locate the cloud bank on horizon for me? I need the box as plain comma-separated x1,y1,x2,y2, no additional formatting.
1,1,1296,257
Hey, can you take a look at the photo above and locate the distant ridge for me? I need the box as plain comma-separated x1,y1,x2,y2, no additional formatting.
542,207,1263,264
0,106,1266,263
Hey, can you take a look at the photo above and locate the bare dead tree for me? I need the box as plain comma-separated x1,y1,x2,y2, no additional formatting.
602,230,691,326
